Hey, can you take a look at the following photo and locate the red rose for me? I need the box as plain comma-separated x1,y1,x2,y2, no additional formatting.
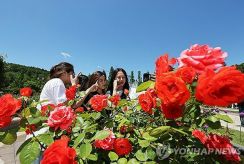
25,124,37,135
155,54,177,78
196,66,244,107
175,66,196,84
114,138,132,156
178,44,227,74
94,130,115,150
109,94,121,106
47,106,75,131
41,104,56,116
89,95,108,112
119,125,127,134
20,87,32,97
192,129,208,144
0,94,22,128
120,125,134,134
156,74,190,106
138,89,156,114
66,85,76,100
0,117,12,128
75,107,84,113
41,137,77,164
205,134,240,162
161,104,183,119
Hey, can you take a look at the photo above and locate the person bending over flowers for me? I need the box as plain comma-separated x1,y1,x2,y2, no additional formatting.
40,62,83,109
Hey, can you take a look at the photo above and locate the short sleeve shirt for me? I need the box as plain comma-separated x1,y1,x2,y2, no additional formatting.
40,78,67,105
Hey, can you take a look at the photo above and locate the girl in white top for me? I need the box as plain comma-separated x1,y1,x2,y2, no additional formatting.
40,62,83,108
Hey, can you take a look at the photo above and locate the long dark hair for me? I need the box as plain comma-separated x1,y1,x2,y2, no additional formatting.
77,74,89,91
87,71,107,94
107,68,129,99
50,62,74,79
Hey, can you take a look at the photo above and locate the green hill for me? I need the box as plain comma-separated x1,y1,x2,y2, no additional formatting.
1,62,49,95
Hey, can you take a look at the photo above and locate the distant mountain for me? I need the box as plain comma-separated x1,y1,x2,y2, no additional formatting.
2,62,49,95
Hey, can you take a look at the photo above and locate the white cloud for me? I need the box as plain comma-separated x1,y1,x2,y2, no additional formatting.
60,51,71,58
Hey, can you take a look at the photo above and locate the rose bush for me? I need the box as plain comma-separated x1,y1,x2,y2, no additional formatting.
0,44,244,164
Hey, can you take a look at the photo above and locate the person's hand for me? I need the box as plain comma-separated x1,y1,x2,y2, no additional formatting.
70,73,80,86
112,80,118,96
113,80,118,91
87,81,99,94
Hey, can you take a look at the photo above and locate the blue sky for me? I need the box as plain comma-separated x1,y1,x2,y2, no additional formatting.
1,0,244,77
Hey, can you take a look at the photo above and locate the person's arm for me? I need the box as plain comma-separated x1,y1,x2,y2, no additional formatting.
70,74,79,86
72,82,98,109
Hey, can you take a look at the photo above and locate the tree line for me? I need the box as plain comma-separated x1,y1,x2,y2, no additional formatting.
0,55,49,95
0,56,144,95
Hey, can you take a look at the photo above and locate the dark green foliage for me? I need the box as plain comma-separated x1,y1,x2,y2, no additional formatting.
108,66,114,82
2,62,49,95
236,63,244,73
130,71,135,84
137,71,142,85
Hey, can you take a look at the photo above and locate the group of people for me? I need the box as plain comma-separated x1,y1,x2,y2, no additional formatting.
40,62,130,109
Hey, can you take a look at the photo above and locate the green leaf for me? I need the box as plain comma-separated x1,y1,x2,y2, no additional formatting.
21,108,31,117
135,105,142,111
149,126,170,136
81,121,91,130
118,99,128,107
135,150,148,161
16,138,32,155
136,81,155,92
79,143,92,158
144,162,156,164
27,117,41,124
92,130,110,140
79,159,84,164
72,126,81,133
37,134,54,146
74,133,85,148
118,158,128,164
109,151,119,161
91,112,101,120
87,154,98,161
30,107,41,116
80,113,91,119
171,128,188,136
207,116,219,123
128,158,140,164
206,120,222,129
76,116,84,125
138,140,150,148
68,100,75,106
142,132,157,141
1,131,17,145
214,114,234,123
19,141,41,164
146,147,156,160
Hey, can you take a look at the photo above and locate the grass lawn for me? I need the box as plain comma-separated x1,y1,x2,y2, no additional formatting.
210,127,244,146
